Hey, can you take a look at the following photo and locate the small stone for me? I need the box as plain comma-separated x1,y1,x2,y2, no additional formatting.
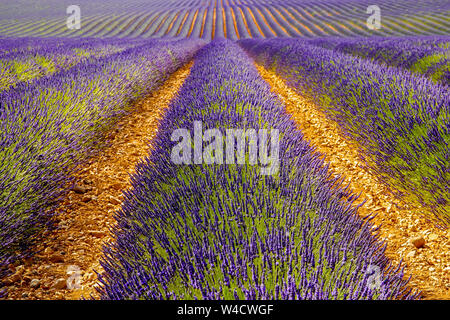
106,204,117,211
15,265,25,274
30,279,40,289
111,183,122,190
58,221,69,229
52,278,67,290
429,233,439,241
49,253,65,263
21,292,29,298
88,230,106,238
411,236,425,249
4,272,21,285
42,282,51,290
84,272,96,281
108,196,121,205
72,184,87,194
82,195,92,202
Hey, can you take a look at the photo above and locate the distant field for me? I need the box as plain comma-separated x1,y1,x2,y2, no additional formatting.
0,0,449,39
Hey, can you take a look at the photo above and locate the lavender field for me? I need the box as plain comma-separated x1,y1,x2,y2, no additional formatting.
0,0,449,302
0,0,449,39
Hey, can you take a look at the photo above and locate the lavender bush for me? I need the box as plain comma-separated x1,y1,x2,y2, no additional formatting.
0,37,147,92
307,36,450,85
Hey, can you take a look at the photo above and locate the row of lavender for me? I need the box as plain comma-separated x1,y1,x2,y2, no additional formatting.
98,39,416,300
0,37,148,92
239,38,450,227
0,38,204,293
1,0,449,39
306,36,450,85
